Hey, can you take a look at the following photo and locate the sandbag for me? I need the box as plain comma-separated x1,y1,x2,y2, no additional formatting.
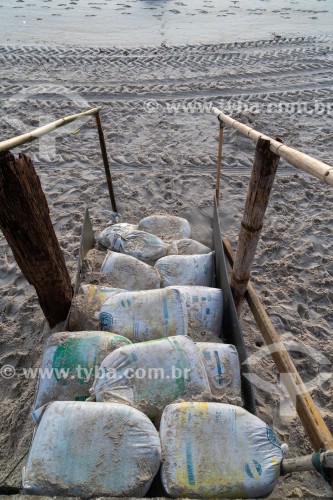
169,239,211,255
160,402,282,498
138,214,191,241
23,401,161,497
99,226,168,264
33,331,131,410
196,343,242,404
155,252,214,287
100,250,161,290
69,285,125,331
92,336,211,419
98,223,138,248
100,288,188,341
169,286,222,339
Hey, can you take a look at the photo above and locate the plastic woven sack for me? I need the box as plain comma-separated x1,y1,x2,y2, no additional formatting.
100,250,161,290
155,252,214,287
160,402,282,498
33,331,131,410
169,286,222,338
196,342,242,404
170,239,211,255
23,401,161,497
99,226,168,264
138,214,191,241
99,288,188,341
92,336,211,419
69,285,125,331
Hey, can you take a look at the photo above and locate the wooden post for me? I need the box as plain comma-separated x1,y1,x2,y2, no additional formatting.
0,151,73,328
216,122,224,203
95,112,117,213
223,236,333,487
231,138,280,313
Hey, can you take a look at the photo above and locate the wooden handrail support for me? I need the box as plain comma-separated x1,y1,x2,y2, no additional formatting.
212,106,333,186
0,107,117,211
0,107,101,152
223,236,333,488
230,138,280,313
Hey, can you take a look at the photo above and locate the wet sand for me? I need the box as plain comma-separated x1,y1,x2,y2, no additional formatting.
0,0,333,47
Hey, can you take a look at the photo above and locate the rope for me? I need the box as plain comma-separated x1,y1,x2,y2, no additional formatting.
312,449,331,484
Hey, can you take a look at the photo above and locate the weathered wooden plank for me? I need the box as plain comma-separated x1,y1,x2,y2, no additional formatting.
0,151,73,327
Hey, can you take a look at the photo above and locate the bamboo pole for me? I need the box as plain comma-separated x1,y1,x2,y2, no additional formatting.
281,450,333,475
231,138,280,313
0,107,101,152
223,236,333,463
216,123,224,203
211,106,333,186
95,112,117,213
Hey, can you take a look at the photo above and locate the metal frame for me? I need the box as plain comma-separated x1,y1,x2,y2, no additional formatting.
213,196,256,415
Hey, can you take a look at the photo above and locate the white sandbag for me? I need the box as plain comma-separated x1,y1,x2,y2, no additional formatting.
33,331,132,410
196,343,242,403
155,252,214,287
160,402,283,498
92,336,211,419
98,223,138,248
100,288,188,341
23,401,161,497
99,226,168,264
138,214,191,241
69,284,125,331
175,239,211,255
169,286,222,338
100,250,161,290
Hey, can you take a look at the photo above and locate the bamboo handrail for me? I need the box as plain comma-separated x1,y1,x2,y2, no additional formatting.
0,107,101,152
211,106,333,186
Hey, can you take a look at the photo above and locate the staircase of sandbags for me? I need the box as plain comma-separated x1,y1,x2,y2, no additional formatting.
23,214,283,498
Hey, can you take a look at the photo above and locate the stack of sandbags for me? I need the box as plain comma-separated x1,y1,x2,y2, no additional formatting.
159,402,283,498
100,251,161,290
33,331,131,410
23,401,161,497
69,284,125,331
99,288,188,341
91,336,211,420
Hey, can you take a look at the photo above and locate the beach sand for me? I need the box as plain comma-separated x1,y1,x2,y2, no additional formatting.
0,2,333,496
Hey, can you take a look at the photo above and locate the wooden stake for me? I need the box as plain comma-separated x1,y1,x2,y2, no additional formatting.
231,138,280,313
216,123,224,203
223,236,333,469
212,106,333,186
95,112,117,213
0,151,73,328
281,450,333,475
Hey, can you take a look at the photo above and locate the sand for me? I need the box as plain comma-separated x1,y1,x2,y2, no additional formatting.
0,3,333,497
